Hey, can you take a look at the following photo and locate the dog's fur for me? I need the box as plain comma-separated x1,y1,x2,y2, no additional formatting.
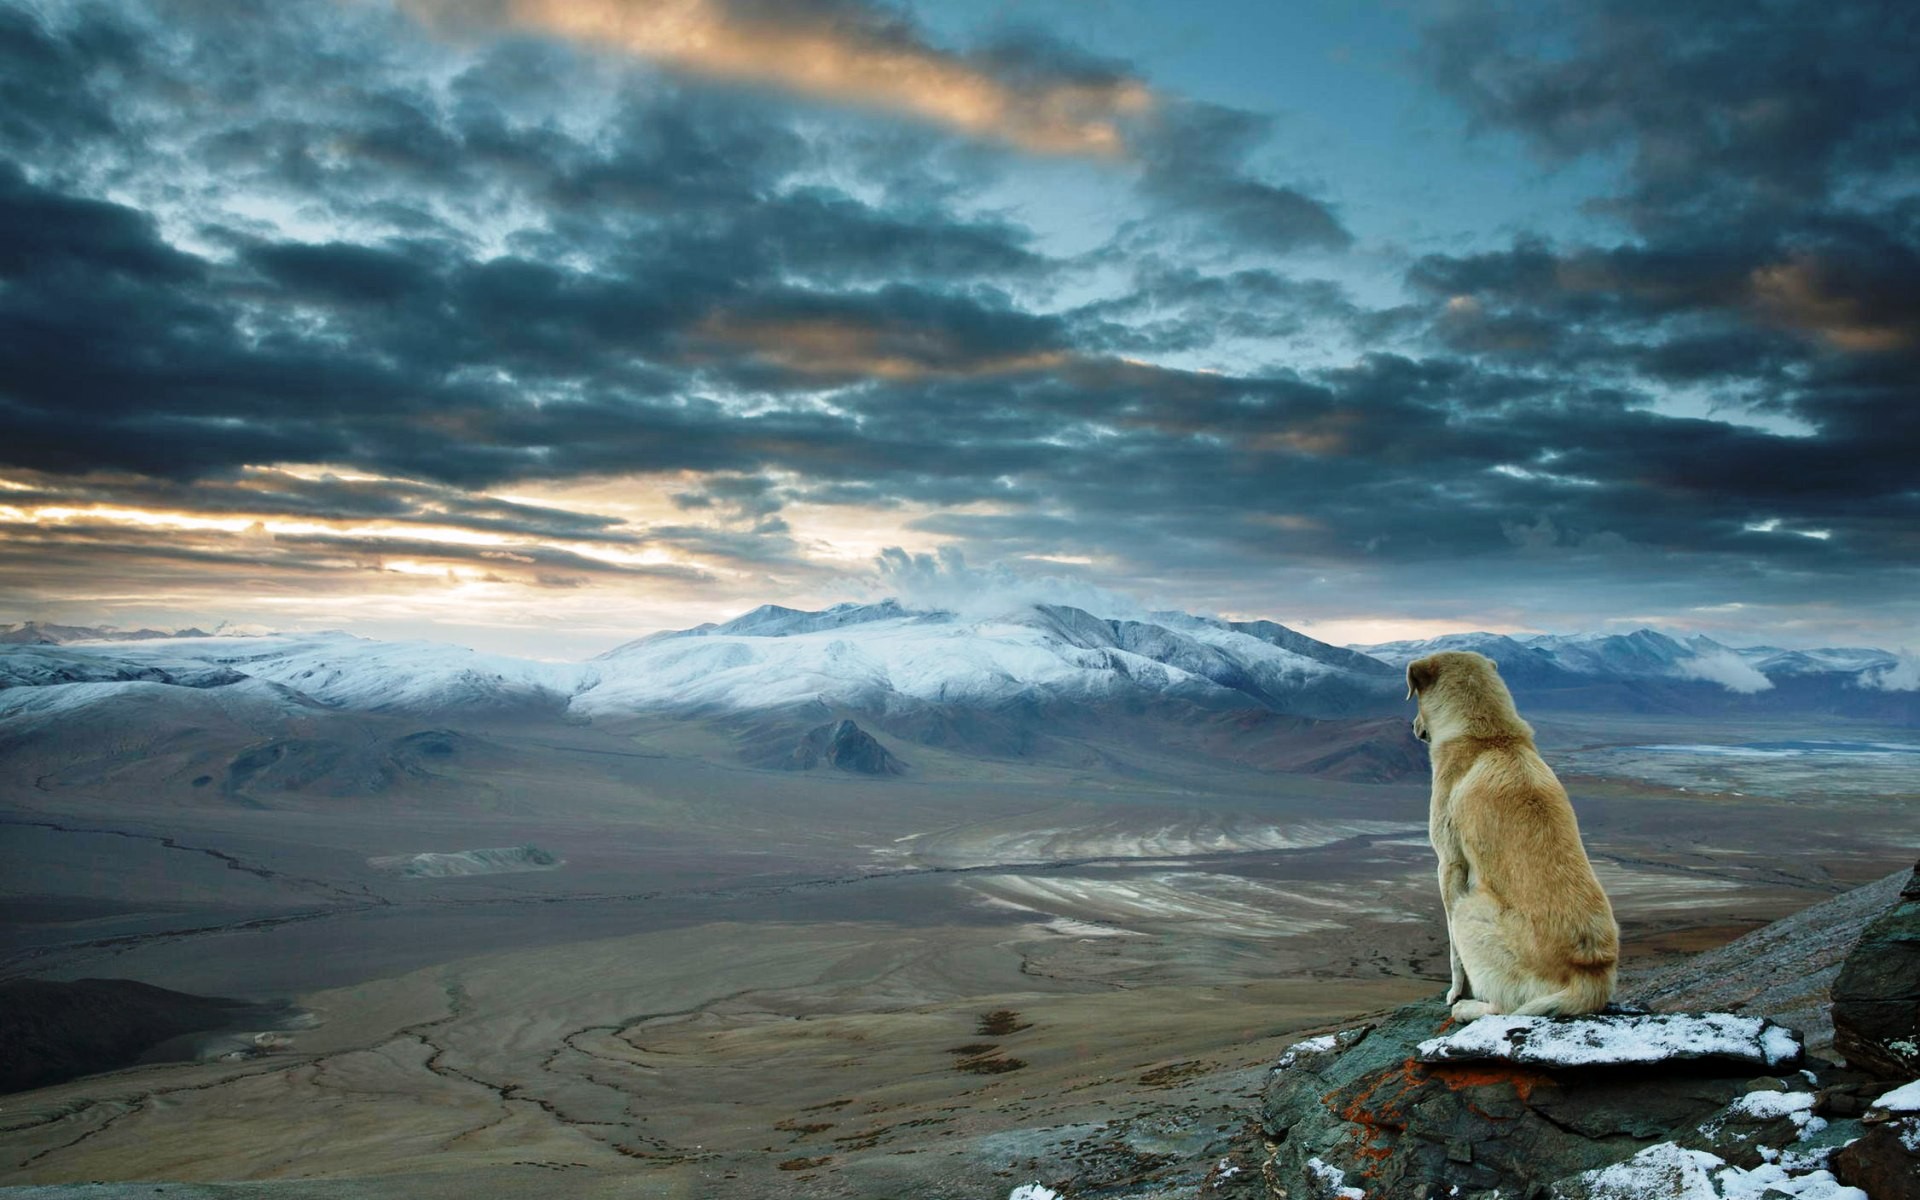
1408,651,1618,1019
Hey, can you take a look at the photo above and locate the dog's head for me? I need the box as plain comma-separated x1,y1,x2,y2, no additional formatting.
1407,657,1435,742
1405,650,1515,744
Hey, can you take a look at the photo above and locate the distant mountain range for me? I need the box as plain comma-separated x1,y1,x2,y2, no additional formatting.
1357,628,1912,719
0,620,213,645
0,604,1912,784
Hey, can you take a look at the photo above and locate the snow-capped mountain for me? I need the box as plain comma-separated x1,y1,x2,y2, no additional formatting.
1357,628,1913,715
1730,644,1903,677
0,605,1910,738
1355,632,1580,687
577,601,1396,720
0,602,1398,727
0,620,211,645
56,632,585,715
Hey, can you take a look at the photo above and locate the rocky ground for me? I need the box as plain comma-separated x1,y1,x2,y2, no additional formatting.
1258,861,1920,1200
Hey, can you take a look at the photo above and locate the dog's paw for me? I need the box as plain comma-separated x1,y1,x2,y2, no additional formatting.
1445,984,1464,1005
1450,999,1496,1021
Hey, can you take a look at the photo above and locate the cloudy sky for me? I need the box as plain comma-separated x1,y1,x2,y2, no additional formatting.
2,0,1915,656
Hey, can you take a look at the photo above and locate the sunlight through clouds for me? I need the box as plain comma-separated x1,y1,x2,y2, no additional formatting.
400,0,1153,155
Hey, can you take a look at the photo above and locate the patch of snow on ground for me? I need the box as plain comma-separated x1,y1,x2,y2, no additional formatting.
1872,1078,1920,1111
1008,1185,1059,1200
368,846,561,877
1417,1011,1800,1067
914,818,1420,868
966,872,1375,938
1306,1155,1365,1199
1573,1141,1867,1200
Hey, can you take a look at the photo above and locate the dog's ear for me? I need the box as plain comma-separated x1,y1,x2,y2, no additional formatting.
1406,657,1438,701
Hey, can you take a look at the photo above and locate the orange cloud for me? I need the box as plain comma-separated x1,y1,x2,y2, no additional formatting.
404,0,1151,156
698,312,1071,379
1749,256,1915,353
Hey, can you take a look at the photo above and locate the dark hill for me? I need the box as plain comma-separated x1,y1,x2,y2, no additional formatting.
0,978,300,1093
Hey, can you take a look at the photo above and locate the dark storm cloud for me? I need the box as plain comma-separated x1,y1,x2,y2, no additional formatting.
0,0,1912,632
0,513,713,589
1,469,637,542
0,3,129,153
690,283,1072,384
820,349,1918,605
1396,0,1919,592
1418,0,1920,229
1070,264,1359,354
1410,1,1920,365
961,26,1354,254
1128,100,1353,254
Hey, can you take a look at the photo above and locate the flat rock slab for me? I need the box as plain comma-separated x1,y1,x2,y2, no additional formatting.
1417,1011,1802,1069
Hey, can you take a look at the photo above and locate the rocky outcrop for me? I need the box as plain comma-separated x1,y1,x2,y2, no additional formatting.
788,719,907,775
1832,860,1920,1078
1254,864,1920,1199
1261,999,1874,1200
1625,865,1911,1057
1832,1117,1920,1199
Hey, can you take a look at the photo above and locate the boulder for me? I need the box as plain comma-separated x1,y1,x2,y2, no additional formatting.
1831,860,1920,1078
1831,1117,1920,1200
1262,998,1865,1200
1416,1010,1801,1071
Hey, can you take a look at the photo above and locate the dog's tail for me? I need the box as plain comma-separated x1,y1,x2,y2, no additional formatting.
1508,967,1615,1017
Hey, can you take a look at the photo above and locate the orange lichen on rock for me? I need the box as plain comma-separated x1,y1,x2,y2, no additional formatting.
1328,1059,1428,1172
1429,1062,1554,1105
1325,1057,1557,1180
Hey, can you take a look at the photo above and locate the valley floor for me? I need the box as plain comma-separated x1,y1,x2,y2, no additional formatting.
1,712,1914,1197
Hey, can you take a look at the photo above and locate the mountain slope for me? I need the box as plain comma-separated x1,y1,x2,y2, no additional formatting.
578,601,1399,721
75,633,582,715
1360,628,1915,720
1,606,1911,776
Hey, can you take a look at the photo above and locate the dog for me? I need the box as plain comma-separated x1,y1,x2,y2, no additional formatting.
1407,650,1618,1019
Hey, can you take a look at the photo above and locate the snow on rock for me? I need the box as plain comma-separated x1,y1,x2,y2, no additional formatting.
1871,1078,1920,1112
1557,1140,1867,1200
1273,1026,1370,1072
1276,1034,1338,1065
1727,1088,1821,1127
1007,1185,1060,1200
1417,1011,1802,1069
1306,1155,1366,1199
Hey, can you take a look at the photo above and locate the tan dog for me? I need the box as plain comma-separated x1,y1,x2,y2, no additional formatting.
1408,651,1618,1019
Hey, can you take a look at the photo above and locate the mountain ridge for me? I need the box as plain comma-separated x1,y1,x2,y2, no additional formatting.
0,605,1912,737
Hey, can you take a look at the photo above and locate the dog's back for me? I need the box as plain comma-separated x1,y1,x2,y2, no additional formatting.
1413,651,1618,1016
1451,739,1617,999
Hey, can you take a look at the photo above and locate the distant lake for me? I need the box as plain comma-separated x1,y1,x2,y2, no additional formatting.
1557,736,1920,799
1639,741,1920,757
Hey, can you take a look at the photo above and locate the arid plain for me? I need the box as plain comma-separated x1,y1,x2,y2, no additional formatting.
3,704,1915,1197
